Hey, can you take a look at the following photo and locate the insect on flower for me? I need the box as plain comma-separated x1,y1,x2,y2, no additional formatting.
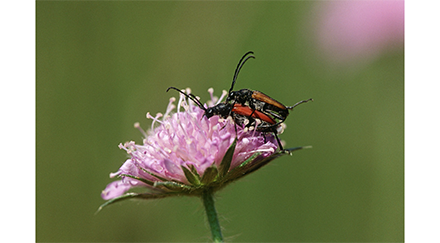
99,88,284,205
166,87,285,149
99,53,313,242
167,52,312,150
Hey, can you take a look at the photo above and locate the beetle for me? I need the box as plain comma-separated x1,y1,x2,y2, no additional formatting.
166,51,312,150
166,87,278,127
166,87,285,149
225,51,313,125
166,87,277,127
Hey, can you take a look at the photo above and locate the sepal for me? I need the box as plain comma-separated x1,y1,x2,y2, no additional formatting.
96,191,180,214
201,164,219,184
218,138,236,177
181,165,201,186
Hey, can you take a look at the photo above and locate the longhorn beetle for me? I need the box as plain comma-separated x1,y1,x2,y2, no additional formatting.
166,51,312,150
166,87,285,149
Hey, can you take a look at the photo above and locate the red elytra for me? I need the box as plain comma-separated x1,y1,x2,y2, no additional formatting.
231,104,276,125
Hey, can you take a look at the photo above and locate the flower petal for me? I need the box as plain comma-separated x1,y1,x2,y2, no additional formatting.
101,180,132,200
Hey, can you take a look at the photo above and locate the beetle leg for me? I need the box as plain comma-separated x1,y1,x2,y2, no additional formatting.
273,130,284,151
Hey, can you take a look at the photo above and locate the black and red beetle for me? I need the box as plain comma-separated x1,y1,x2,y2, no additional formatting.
166,87,285,149
166,51,312,150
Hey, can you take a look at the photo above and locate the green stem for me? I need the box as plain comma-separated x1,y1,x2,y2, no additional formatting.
202,189,223,243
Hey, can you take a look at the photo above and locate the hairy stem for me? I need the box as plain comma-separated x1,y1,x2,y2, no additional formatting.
202,189,223,243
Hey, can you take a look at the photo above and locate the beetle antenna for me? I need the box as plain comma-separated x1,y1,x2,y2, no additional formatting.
234,51,254,79
166,87,206,110
229,51,255,94
286,98,314,110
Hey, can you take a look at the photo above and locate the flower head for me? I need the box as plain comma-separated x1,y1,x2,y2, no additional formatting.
313,0,404,64
99,88,304,211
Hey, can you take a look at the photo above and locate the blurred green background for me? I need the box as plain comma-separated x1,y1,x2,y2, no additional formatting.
36,1,403,242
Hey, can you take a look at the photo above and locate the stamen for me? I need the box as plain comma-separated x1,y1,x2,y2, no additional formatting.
243,118,250,126
276,123,286,134
118,143,127,150
146,112,163,130
177,91,192,111
207,88,216,105
163,97,176,119
216,90,228,105
119,141,136,155
134,122,148,138
184,88,193,110
252,119,261,137
176,89,187,112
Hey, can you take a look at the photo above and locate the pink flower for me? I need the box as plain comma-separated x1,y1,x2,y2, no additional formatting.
314,0,404,63
99,88,302,209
